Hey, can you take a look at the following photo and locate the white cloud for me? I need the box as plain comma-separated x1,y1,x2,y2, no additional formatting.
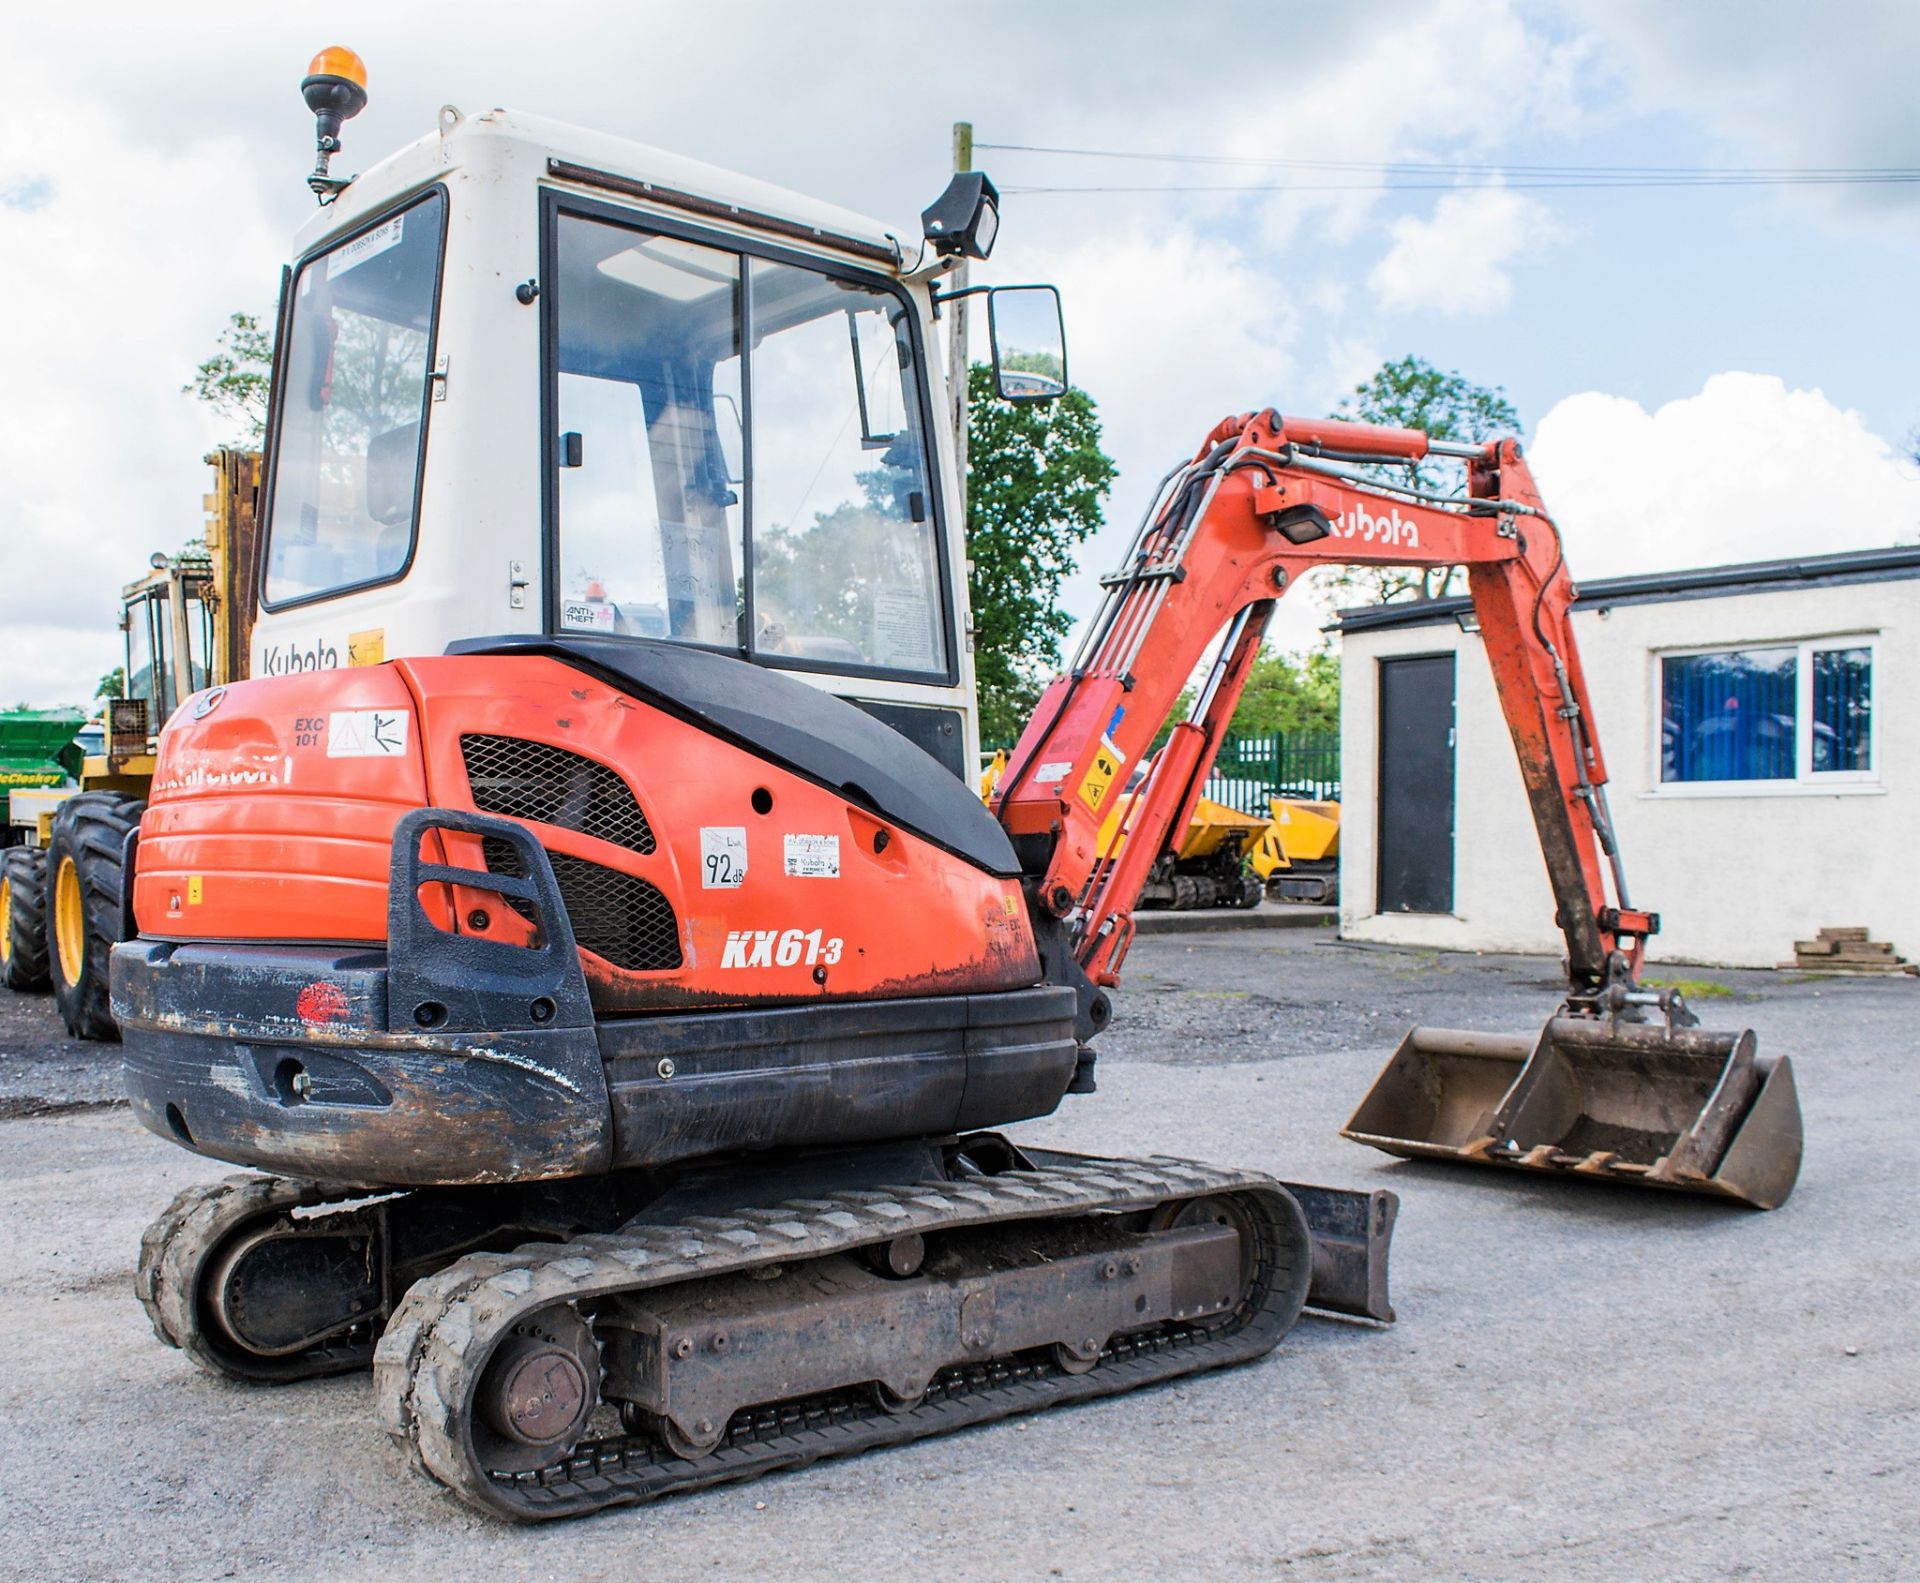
1368,185,1568,315
0,1,1908,704
997,226,1329,654
0,78,282,707
1564,0,1920,229
1527,372,1920,578
0,1,1591,702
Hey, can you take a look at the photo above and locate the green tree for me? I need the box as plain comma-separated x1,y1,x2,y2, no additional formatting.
966,363,1116,746
1230,647,1341,734
95,667,124,701
1151,646,1341,750
185,311,274,443
1328,355,1520,605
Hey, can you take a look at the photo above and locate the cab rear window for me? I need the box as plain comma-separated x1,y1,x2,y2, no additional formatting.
261,190,446,606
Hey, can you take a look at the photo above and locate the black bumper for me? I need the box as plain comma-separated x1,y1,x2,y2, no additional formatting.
114,941,1080,1188
112,808,1080,1189
115,939,617,1186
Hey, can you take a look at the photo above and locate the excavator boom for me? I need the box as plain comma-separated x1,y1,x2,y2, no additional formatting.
993,408,1801,1208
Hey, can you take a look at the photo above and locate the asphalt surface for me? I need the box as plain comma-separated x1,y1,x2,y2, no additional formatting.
1,933,1913,1582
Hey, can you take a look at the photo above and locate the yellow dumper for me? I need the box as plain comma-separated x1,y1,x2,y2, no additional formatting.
1096,791,1267,910
1249,798,1340,905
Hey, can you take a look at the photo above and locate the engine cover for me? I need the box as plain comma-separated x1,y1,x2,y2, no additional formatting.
134,654,1041,1014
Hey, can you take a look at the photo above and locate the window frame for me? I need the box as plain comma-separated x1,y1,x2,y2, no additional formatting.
1649,633,1881,796
538,189,959,688
256,184,451,614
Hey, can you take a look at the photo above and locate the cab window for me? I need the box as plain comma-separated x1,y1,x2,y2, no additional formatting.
262,190,446,605
550,209,947,677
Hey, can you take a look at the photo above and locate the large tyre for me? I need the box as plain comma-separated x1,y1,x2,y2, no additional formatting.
46,792,144,1041
2,846,51,991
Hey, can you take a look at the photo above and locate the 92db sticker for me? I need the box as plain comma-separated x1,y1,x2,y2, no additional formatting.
701,826,747,889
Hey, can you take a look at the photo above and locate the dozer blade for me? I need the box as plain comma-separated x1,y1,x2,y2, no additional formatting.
1341,1018,1803,1210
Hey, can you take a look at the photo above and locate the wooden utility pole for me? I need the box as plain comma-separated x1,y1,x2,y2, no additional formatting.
946,120,973,539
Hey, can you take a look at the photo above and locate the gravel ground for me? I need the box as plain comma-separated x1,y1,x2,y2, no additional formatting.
0,932,1913,1582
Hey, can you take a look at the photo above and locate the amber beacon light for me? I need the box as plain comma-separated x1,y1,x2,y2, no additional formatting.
302,46,369,203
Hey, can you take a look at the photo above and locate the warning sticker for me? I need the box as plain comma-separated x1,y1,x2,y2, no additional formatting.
700,826,747,889
784,834,840,878
1033,761,1074,784
347,628,385,667
325,709,410,758
1077,743,1122,814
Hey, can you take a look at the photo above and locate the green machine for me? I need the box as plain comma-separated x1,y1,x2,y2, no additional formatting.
1,709,86,991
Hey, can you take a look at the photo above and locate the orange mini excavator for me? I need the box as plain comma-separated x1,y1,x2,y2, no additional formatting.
116,407,1799,1520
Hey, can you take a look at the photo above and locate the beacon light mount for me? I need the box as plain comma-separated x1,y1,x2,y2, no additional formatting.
302,45,369,204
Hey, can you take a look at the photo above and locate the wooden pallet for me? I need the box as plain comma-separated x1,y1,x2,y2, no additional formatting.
1781,926,1917,975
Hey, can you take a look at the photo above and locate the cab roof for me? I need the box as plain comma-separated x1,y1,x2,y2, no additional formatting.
293,107,910,272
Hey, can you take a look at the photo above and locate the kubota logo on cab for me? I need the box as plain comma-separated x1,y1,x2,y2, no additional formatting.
720,928,845,969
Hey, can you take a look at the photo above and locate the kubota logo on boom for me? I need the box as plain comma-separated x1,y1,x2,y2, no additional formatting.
1334,502,1420,547
721,928,845,969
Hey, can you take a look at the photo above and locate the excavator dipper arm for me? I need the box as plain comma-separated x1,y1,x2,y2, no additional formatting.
997,407,1802,1209
994,408,1650,1004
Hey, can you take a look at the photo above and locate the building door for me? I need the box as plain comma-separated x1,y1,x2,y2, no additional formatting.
1376,654,1456,913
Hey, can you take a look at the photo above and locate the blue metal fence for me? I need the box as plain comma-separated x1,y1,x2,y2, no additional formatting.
1201,731,1341,814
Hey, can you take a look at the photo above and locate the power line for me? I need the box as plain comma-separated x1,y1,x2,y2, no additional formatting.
976,141,1920,195
1001,175,1920,195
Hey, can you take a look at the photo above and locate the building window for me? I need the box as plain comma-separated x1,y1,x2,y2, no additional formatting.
1811,646,1873,772
1660,639,1875,786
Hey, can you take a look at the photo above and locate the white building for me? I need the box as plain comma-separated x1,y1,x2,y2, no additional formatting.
1335,546,1918,968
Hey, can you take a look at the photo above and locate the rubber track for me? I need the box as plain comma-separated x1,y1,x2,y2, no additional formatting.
373,1153,1309,1521
137,1175,379,1382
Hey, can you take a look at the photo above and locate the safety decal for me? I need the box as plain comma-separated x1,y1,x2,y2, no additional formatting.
1033,761,1073,784
700,826,747,889
325,709,410,758
784,833,840,878
347,628,386,667
720,928,845,969
1077,742,1122,814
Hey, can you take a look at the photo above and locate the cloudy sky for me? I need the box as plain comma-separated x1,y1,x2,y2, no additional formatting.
3,0,1917,703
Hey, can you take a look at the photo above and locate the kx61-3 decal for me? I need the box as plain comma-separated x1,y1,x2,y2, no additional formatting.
720,928,846,970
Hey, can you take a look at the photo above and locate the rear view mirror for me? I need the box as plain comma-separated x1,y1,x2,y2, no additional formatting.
987,286,1067,402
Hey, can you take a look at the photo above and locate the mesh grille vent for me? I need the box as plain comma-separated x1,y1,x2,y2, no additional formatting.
461,735,656,854
481,835,682,972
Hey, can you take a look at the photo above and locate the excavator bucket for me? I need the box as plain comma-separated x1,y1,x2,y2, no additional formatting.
1341,1018,1803,1209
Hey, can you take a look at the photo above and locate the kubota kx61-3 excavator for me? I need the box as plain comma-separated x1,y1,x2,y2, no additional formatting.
111,53,1798,1522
